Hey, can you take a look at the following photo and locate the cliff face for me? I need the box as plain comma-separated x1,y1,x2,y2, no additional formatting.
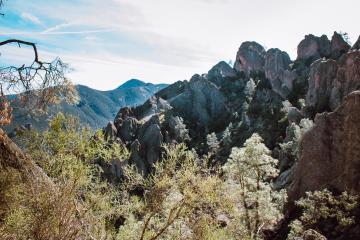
290,91,360,201
305,51,360,115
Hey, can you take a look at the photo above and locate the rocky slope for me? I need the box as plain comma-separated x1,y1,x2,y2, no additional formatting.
5,79,168,132
105,32,360,204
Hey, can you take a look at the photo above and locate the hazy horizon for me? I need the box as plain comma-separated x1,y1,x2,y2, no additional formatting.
1,0,359,90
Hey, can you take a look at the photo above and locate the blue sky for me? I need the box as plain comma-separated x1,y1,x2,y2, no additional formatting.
0,0,359,90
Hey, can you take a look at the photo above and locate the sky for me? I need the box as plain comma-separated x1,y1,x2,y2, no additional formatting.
0,0,359,90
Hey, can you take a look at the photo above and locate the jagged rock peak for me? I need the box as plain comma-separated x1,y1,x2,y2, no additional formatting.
330,31,351,59
207,61,237,86
305,50,360,114
297,34,331,61
264,48,296,98
234,41,266,76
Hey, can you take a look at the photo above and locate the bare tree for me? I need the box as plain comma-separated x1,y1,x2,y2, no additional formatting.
0,2,77,126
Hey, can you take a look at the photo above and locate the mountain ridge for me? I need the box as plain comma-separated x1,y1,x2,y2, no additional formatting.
5,79,168,132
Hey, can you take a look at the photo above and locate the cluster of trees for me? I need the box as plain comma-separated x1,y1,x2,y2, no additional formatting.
1,114,356,239
0,114,286,239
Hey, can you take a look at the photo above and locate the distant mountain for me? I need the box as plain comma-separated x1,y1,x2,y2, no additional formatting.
6,79,168,132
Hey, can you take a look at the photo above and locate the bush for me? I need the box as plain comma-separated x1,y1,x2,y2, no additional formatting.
288,189,358,239
0,113,129,239
223,133,287,239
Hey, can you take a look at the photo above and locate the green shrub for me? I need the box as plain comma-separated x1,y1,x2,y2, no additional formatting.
288,189,358,239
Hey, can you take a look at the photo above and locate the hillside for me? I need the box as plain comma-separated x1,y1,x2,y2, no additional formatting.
5,79,168,132
103,32,360,238
2,31,360,240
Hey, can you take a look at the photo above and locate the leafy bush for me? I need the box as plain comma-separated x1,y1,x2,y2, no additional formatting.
223,133,287,239
0,113,129,239
117,144,233,239
288,189,358,239
1,116,292,240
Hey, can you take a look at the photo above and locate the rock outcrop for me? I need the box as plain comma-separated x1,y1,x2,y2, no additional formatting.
168,74,230,130
297,34,331,61
104,121,117,141
264,48,296,98
306,51,360,114
207,61,237,87
290,91,360,201
234,41,266,76
113,108,164,175
330,31,351,59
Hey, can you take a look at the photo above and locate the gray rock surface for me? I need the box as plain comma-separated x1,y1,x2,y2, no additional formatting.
169,74,229,129
104,121,117,141
207,61,237,87
129,139,145,173
297,34,331,61
234,41,266,75
290,91,360,201
264,48,296,98
330,31,350,59
287,107,303,124
306,51,360,113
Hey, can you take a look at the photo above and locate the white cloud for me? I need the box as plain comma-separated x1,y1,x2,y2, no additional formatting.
20,12,44,26
2,0,360,90
43,22,76,33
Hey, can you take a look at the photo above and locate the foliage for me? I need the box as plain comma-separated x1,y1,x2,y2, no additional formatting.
221,123,233,149
117,144,233,240
0,113,300,240
0,2,77,126
206,132,220,156
288,189,358,239
223,133,287,239
279,118,313,171
0,113,129,239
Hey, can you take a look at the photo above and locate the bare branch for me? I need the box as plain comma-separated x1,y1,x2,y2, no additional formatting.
0,39,40,63
0,40,78,126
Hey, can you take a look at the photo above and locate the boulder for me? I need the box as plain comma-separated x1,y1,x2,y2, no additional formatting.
297,34,331,61
234,41,266,76
330,31,350,59
264,48,296,98
290,91,360,201
306,51,360,114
